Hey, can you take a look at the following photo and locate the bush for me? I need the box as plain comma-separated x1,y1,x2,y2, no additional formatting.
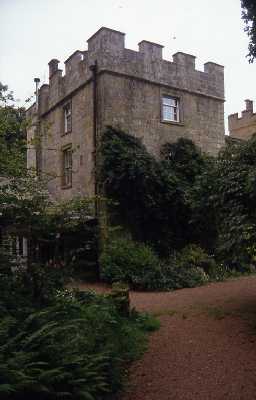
174,244,213,270
100,238,211,291
100,237,163,290
0,290,157,400
161,263,209,289
101,238,251,291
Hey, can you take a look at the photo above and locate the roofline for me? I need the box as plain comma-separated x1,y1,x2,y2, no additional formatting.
138,40,164,48
87,27,125,42
173,51,196,59
26,102,36,113
64,50,83,64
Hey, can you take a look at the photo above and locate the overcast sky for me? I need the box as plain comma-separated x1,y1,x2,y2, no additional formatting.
0,0,255,133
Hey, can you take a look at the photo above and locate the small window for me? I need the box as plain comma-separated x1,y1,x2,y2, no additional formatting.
162,96,180,122
63,102,72,133
62,147,72,187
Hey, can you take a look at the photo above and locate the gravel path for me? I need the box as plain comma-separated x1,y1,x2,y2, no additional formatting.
122,276,256,400
76,276,256,399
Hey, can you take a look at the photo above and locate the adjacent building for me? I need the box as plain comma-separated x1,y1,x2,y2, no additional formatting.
26,27,225,201
228,99,256,140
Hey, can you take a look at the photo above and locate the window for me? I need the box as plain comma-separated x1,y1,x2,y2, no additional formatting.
63,102,72,133
162,96,180,122
62,147,72,187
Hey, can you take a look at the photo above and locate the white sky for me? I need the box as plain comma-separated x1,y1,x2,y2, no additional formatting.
0,0,255,133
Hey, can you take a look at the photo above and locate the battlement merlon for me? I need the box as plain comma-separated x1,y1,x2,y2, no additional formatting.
48,59,61,78
228,113,239,131
138,40,163,60
64,50,86,75
38,84,49,115
173,52,196,69
87,27,125,53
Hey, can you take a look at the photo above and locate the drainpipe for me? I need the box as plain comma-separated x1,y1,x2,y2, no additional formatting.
34,78,40,111
89,61,98,216
33,78,41,176
90,61,101,280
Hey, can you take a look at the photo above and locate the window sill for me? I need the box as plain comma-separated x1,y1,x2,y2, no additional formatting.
61,184,72,190
161,120,185,126
61,131,72,137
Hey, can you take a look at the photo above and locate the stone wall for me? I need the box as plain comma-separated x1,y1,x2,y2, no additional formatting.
38,84,95,200
99,72,224,157
228,100,256,140
26,27,225,201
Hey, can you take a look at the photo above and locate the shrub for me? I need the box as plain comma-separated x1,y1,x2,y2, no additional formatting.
206,263,229,281
174,244,213,270
100,238,211,291
0,290,157,400
100,237,253,292
161,263,209,289
100,237,163,290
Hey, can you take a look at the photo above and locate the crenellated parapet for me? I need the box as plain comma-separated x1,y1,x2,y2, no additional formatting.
228,99,256,140
34,27,224,117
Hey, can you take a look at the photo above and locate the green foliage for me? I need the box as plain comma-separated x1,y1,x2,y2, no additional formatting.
188,136,256,267
0,172,98,275
161,138,205,183
241,0,256,62
0,171,50,233
101,127,256,283
101,127,206,254
100,237,211,290
165,244,225,285
189,157,219,251
0,288,156,400
211,137,256,266
161,264,209,289
174,244,207,267
100,237,163,290
174,244,214,272
0,83,26,177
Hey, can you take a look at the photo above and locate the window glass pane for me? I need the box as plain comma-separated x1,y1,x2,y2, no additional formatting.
163,105,174,121
64,103,72,133
162,96,179,122
63,149,72,186
163,97,176,106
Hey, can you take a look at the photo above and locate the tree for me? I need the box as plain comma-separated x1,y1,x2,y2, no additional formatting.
211,136,256,266
101,127,206,255
0,82,26,177
241,0,256,62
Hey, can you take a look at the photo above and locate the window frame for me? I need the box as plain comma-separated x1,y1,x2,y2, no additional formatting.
62,145,73,188
161,95,181,124
63,101,72,134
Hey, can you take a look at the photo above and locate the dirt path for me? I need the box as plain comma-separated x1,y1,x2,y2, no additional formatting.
121,276,256,400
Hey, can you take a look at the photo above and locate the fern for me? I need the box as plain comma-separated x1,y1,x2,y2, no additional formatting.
0,289,152,399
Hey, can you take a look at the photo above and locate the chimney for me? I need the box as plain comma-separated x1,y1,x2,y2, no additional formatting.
245,99,253,113
48,59,60,78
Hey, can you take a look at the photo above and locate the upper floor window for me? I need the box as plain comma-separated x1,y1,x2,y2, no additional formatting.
63,102,72,133
62,146,72,187
162,96,180,123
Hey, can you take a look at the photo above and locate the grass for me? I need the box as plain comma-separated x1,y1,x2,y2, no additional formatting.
153,309,177,318
205,306,232,320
